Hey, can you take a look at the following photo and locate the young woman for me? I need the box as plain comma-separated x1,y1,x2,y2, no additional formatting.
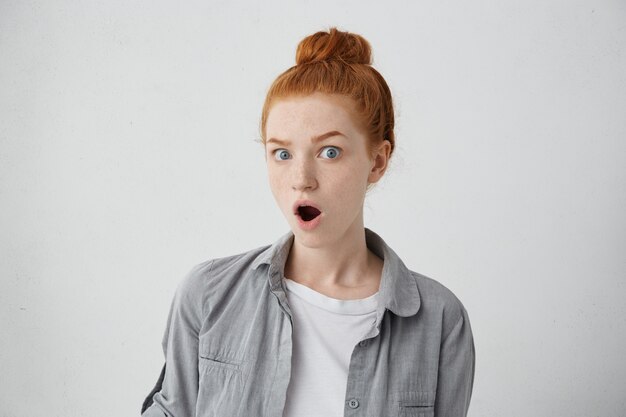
141,27,475,417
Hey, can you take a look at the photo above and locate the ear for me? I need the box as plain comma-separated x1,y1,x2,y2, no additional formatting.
367,140,391,184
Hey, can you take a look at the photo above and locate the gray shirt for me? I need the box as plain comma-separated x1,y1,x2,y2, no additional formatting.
141,227,475,417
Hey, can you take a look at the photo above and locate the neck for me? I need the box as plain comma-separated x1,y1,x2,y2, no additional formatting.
283,218,382,296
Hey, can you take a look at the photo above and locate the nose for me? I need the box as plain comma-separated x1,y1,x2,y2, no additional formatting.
291,159,318,191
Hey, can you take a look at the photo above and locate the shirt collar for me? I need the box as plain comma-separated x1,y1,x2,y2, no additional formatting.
251,227,421,318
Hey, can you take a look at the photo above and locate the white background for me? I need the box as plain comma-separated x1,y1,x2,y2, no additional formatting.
1,0,625,416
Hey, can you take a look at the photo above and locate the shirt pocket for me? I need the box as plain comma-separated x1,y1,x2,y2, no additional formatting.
197,350,245,417
199,354,242,373
395,391,435,417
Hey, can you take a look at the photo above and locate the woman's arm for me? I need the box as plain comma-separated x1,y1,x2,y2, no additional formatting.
141,363,166,413
434,306,476,417
141,261,211,417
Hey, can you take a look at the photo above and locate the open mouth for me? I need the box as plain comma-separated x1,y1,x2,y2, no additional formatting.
297,205,321,221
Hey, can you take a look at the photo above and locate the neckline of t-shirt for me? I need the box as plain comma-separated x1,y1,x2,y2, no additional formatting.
283,277,379,315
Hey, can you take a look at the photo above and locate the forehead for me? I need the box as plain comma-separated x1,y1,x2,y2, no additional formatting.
266,93,363,136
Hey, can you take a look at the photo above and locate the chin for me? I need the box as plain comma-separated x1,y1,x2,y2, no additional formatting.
290,227,327,246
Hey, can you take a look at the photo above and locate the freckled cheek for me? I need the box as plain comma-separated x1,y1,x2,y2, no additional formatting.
335,176,367,208
267,174,290,209
268,172,288,190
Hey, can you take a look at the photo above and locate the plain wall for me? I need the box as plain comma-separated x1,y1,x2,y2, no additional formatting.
1,0,625,415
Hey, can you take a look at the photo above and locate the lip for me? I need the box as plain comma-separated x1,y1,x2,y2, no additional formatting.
293,199,323,231
296,211,322,231
292,199,322,215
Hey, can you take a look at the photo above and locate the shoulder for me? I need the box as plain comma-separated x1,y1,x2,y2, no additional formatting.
174,243,271,301
411,271,467,316
410,270,470,336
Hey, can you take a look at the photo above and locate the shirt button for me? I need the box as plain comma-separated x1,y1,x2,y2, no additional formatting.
358,340,367,347
348,398,359,409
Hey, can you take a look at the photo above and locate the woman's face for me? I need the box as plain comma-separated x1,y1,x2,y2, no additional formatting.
264,92,388,246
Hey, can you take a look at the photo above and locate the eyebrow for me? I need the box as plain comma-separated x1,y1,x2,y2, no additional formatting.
266,130,346,146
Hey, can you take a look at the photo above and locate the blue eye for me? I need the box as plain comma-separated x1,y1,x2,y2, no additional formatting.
273,149,291,161
320,146,341,159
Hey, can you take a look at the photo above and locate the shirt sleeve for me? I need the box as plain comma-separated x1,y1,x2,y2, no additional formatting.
434,305,476,417
141,261,211,417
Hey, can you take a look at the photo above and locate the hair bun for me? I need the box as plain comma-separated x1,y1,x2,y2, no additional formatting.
295,27,372,66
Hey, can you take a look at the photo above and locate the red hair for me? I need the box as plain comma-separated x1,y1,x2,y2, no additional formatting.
259,27,395,163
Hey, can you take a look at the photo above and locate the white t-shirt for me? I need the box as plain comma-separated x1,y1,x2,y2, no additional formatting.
281,277,379,417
